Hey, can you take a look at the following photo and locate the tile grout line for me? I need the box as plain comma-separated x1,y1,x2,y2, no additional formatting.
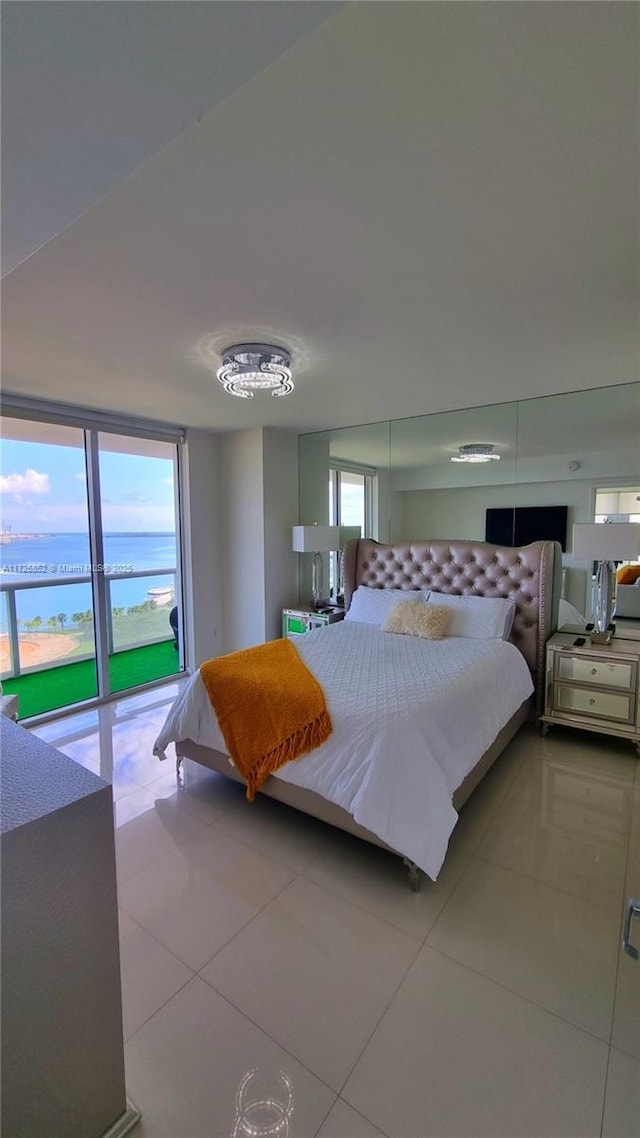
122,972,194,1049
114,813,213,890
196,968,340,1101
195,872,423,1101
315,1097,390,1138
470,842,629,917
425,851,621,1046
296,861,435,943
598,1047,613,1138
210,809,332,876
422,939,615,1050
332,934,424,1105
192,853,308,975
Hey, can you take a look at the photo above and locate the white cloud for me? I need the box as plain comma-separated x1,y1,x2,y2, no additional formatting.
75,471,86,482
0,468,51,498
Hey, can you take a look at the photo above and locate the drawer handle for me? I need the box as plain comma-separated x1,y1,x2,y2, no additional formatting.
589,698,595,705
591,668,597,675
623,898,640,961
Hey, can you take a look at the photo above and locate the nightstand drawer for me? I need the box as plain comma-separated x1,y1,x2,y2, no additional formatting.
554,683,634,724
556,654,634,691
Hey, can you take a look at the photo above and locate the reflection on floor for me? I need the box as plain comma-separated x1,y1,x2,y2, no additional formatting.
32,686,640,1138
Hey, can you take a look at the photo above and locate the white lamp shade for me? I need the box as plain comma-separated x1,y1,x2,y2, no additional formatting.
292,525,341,553
572,522,640,561
339,526,361,546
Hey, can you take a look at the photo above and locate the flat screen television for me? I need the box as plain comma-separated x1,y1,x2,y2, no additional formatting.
485,505,568,551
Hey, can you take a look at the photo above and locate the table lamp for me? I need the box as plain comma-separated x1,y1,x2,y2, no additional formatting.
572,522,640,644
292,525,340,610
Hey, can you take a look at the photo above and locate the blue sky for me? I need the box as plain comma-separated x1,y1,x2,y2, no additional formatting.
0,439,176,533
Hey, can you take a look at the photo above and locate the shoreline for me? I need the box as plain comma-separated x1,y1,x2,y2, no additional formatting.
0,631,81,670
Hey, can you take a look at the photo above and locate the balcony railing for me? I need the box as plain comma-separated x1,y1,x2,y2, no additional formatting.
0,567,178,679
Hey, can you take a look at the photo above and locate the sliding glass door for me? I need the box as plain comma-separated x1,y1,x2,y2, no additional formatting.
0,413,184,718
97,433,182,693
0,420,98,717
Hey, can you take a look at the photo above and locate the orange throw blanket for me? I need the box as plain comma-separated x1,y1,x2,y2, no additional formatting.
200,638,332,801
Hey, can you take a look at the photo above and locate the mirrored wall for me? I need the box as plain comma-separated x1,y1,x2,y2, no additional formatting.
299,382,639,614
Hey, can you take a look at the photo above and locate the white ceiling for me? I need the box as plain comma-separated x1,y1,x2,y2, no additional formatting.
2,2,638,435
2,1,342,273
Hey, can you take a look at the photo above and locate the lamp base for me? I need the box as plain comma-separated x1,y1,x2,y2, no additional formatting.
589,628,614,646
589,560,615,646
310,551,325,611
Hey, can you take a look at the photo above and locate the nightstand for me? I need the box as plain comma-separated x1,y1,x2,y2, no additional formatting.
282,606,345,638
541,631,640,752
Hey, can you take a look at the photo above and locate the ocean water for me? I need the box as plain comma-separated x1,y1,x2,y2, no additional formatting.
0,532,177,631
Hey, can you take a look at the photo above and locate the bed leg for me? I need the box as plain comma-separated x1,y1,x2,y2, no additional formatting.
176,753,184,788
403,858,422,892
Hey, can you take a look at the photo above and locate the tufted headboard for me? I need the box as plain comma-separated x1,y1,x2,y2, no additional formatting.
342,538,562,718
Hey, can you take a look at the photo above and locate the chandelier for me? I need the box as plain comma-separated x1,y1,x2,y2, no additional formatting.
451,443,501,464
216,344,293,399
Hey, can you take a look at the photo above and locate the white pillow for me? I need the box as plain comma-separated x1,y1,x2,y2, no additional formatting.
345,586,429,627
426,592,516,640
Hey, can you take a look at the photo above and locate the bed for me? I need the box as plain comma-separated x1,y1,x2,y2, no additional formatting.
154,538,561,886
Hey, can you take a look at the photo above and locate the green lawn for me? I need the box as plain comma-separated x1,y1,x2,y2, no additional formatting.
3,640,181,719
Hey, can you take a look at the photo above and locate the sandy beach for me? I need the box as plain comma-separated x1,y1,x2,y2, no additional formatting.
0,632,81,671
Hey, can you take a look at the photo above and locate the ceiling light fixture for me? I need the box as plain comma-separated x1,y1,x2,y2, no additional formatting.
451,443,501,464
216,343,293,399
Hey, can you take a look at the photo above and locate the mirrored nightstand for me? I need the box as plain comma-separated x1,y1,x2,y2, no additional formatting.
541,631,640,753
282,606,345,638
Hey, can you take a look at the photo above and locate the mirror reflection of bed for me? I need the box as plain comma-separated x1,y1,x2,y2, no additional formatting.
300,382,639,624
154,537,562,891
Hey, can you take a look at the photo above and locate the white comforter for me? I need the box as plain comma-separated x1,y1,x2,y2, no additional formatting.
153,622,533,879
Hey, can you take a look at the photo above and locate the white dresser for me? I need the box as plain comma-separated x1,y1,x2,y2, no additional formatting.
0,718,140,1138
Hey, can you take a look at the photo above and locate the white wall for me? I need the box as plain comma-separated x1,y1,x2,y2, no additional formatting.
181,429,225,667
262,429,300,640
184,427,299,661
216,428,299,652
297,433,331,606
218,429,266,651
393,478,598,612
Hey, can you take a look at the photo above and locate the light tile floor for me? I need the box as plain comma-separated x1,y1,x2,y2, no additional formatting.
32,685,640,1138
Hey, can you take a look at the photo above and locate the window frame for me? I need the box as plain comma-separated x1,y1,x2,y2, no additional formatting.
328,461,376,598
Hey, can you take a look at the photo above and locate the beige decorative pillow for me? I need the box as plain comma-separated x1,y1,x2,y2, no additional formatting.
381,599,450,640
